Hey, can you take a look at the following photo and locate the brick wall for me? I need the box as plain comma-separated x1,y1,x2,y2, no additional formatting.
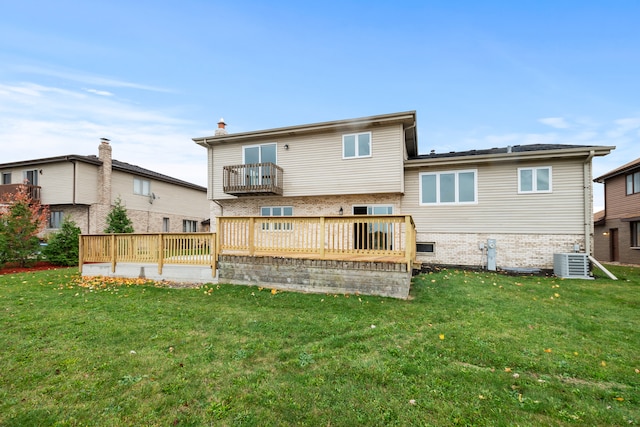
416,232,586,270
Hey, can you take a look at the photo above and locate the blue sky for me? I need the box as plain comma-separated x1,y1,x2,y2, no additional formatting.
1,1,639,211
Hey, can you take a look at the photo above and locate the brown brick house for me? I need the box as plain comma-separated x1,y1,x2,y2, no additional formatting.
593,157,640,265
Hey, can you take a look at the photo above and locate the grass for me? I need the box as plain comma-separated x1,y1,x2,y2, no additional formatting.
0,265,638,426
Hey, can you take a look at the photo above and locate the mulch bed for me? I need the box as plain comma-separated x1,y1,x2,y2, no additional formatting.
0,261,65,275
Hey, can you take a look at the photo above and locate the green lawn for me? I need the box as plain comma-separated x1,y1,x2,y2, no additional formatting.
0,265,638,426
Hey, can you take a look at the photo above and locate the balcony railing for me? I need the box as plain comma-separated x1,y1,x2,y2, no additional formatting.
0,184,41,202
223,162,283,196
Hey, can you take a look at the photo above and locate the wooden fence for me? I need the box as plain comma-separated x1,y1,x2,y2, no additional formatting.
217,215,417,269
78,215,418,276
79,233,216,276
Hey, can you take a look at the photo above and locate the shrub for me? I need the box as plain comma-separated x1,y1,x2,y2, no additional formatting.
43,217,81,266
104,197,134,233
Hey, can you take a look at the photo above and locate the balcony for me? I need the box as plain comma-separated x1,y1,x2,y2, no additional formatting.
223,162,283,196
0,184,41,202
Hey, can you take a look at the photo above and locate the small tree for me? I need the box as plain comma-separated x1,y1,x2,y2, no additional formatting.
0,185,49,267
43,216,81,266
104,197,134,233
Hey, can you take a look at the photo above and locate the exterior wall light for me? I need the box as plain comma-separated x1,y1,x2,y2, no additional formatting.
339,207,343,215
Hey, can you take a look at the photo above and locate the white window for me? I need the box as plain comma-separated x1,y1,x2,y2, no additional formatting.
420,170,477,205
134,178,151,196
183,220,197,232
23,169,38,185
343,132,371,159
162,218,170,232
49,211,64,228
261,206,293,230
518,167,551,193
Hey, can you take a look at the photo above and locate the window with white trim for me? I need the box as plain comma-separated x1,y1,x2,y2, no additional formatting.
343,132,371,159
23,169,38,185
134,178,151,196
49,211,64,229
626,171,640,195
162,218,170,232
183,220,197,232
2,172,11,184
518,167,551,193
420,170,477,205
261,206,293,230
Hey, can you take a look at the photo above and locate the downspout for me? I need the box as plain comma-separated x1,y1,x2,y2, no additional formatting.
66,156,77,205
584,150,595,255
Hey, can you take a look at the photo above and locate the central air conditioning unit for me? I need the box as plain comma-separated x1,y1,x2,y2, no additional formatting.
553,253,592,279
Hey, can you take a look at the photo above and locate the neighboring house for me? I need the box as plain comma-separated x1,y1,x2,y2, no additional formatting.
0,139,209,235
193,111,613,270
593,157,640,265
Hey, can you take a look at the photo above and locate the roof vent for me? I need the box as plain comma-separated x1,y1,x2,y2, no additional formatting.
215,118,228,136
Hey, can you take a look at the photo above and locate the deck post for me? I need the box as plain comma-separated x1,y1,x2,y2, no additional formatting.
211,232,217,277
158,233,164,275
248,217,255,256
78,235,84,271
405,215,414,271
110,234,116,273
319,217,326,258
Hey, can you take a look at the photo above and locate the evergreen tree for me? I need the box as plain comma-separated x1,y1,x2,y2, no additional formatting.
43,216,81,266
104,197,134,233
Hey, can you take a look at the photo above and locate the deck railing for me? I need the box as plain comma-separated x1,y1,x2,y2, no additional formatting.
0,184,41,202
223,162,283,196
217,215,417,269
79,233,217,276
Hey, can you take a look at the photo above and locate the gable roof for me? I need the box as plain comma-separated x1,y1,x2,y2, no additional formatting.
193,111,419,157
594,156,640,183
405,143,614,168
0,154,206,192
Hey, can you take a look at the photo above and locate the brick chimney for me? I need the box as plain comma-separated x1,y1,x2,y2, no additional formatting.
214,118,228,136
98,138,112,206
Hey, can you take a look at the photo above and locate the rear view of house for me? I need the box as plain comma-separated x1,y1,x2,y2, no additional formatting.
194,112,613,273
593,157,640,265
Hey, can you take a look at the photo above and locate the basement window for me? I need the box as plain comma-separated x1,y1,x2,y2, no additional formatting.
417,242,435,254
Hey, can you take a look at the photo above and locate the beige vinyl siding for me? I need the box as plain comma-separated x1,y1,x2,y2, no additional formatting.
36,163,75,205
403,158,587,234
211,124,405,199
75,162,99,204
110,170,208,218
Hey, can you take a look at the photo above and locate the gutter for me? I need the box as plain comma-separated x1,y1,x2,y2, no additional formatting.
583,150,595,255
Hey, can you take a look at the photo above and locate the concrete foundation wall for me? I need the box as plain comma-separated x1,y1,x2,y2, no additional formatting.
218,255,411,299
82,263,215,284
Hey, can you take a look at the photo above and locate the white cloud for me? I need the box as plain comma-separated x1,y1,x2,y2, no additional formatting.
538,117,570,129
86,88,114,97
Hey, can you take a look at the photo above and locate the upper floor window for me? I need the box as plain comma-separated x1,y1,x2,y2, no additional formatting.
183,220,197,232
518,167,551,193
49,211,64,229
244,143,277,165
343,132,371,159
2,172,11,184
23,169,38,185
626,171,640,195
420,170,477,205
134,178,150,196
